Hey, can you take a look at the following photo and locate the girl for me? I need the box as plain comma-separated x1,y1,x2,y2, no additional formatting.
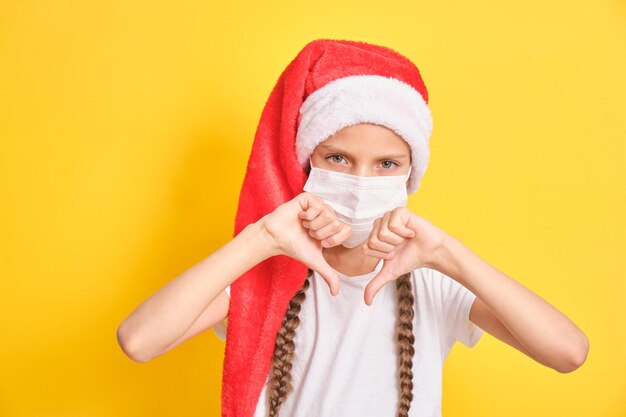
117,39,589,417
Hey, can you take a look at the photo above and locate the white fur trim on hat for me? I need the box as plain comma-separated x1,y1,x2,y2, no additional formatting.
295,74,433,194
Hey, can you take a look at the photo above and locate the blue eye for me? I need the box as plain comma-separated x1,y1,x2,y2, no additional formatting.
327,155,346,164
380,160,399,169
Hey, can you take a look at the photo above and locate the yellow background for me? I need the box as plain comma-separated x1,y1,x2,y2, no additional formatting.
1,0,624,416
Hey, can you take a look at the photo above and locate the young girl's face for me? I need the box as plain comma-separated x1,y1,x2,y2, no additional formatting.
310,123,412,180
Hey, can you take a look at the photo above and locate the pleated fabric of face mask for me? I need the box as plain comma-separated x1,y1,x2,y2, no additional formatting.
303,157,412,248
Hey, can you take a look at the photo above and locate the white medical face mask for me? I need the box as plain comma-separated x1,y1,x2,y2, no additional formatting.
302,157,412,248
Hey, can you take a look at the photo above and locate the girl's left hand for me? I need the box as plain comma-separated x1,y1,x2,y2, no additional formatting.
361,207,449,305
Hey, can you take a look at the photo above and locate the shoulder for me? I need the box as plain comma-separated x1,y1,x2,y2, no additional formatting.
410,267,446,292
410,267,476,307
412,268,484,348
413,267,465,291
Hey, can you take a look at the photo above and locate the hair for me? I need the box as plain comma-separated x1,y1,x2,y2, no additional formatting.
267,268,416,417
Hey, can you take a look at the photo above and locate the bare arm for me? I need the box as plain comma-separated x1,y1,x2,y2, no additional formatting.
432,234,589,373
116,191,345,363
116,220,277,363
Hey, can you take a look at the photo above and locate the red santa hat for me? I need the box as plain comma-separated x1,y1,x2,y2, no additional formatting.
221,38,433,416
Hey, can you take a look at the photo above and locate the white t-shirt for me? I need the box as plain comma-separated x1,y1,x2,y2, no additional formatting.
213,260,484,417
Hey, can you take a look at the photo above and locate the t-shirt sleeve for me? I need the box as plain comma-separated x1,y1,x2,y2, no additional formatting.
212,285,231,341
430,268,484,348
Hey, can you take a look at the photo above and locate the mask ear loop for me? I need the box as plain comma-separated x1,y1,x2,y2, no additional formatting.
405,163,413,192
306,156,315,176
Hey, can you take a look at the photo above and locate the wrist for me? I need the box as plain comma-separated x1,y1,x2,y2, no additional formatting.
426,233,462,277
244,217,281,261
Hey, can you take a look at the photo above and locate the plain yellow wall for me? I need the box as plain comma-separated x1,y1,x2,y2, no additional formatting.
1,0,624,416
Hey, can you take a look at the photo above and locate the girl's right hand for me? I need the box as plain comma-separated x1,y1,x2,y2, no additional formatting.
258,192,341,296
298,196,352,248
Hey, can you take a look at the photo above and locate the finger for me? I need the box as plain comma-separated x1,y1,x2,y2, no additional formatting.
299,205,323,221
310,252,340,296
363,265,395,306
361,241,396,259
378,212,405,245
367,218,396,252
298,192,319,212
321,224,352,248
304,207,336,230
308,219,344,241
388,210,416,239
300,191,326,208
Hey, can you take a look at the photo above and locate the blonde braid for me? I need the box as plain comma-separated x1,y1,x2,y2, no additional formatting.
267,269,312,417
396,272,416,417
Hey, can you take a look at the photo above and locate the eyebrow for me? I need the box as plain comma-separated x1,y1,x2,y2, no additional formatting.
318,144,409,159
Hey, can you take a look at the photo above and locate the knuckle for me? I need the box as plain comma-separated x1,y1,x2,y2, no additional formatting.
387,221,401,231
378,229,392,240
